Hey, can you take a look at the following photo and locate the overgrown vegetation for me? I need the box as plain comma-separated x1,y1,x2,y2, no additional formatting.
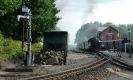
0,31,43,61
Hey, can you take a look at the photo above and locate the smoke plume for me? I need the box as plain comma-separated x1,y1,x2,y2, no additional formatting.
82,0,97,24
55,0,69,10
55,0,70,15
91,26,98,37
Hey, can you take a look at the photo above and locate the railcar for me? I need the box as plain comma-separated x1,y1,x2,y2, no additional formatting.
40,31,68,65
102,39,123,51
85,41,90,50
114,39,124,51
101,39,133,53
125,43,133,52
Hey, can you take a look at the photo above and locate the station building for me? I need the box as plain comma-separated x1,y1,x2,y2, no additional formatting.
97,26,119,41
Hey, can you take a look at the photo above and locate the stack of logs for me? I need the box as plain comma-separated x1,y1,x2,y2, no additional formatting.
40,50,64,65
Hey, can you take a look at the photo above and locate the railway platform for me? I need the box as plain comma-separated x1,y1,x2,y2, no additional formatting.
100,51,133,65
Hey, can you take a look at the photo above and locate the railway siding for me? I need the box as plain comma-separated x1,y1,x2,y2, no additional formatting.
100,51,133,65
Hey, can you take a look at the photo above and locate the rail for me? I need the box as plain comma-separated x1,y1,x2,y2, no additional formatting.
18,58,109,80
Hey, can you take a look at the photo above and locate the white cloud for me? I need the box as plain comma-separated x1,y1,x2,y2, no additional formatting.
56,12,82,45
94,0,133,25
56,0,85,45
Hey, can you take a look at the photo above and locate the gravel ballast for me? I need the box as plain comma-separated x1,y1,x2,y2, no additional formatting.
0,52,98,80
1,51,133,80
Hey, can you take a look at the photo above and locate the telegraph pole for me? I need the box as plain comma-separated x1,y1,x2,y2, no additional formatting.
119,29,120,39
128,28,131,58
22,0,25,49
129,30,131,58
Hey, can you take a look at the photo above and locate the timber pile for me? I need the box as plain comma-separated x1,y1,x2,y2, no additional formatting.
40,50,64,65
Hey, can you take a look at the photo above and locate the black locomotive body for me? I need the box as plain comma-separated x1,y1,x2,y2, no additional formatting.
77,37,101,52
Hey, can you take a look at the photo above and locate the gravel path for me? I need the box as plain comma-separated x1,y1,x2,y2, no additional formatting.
100,63,132,80
101,75,130,80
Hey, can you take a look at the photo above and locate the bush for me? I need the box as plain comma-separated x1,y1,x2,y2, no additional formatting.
0,31,43,61
31,43,43,56
0,31,4,47
0,31,24,61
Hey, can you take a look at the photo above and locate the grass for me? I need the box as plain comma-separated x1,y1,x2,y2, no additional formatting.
79,54,88,58
0,31,43,61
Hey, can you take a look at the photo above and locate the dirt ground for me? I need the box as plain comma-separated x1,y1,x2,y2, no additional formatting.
0,59,22,69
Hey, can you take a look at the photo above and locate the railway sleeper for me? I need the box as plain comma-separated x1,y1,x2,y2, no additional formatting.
110,60,133,70
18,59,108,80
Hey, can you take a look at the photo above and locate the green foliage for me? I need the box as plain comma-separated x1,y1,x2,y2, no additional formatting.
0,31,43,61
31,43,43,56
54,27,61,31
81,36,88,42
0,31,4,46
0,0,21,16
75,23,99,43
118,24,133,40
0,0,61,43
0,31,24,61
0,7,20,39
25,0,61,42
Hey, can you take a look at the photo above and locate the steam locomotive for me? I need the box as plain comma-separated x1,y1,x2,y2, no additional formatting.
76,37,101,52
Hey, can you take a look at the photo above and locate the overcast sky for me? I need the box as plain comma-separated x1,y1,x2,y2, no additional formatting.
55,0,133,45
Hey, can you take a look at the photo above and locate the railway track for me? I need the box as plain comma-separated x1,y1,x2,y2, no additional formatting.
18,58,109,80
70,50,86,53
99,52,133,70
110,57,133,70
72,50,133,70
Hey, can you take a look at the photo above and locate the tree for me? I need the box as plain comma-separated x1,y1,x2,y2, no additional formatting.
0,0,61,43
54,27,61,31
25,0,61,42
102,22,113,27
0,0,21,16
0,7,21,39
81,36,88,42
75,22,99,43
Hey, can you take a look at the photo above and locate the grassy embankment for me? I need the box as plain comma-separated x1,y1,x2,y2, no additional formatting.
0,31,43,61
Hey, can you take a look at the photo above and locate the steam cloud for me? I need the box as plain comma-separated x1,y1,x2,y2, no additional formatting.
55,0,69,11
91,26,98,37
82,0,97,24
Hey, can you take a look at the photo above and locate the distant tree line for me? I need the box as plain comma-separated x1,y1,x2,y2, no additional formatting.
75,21,133,43
0,0,61,43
